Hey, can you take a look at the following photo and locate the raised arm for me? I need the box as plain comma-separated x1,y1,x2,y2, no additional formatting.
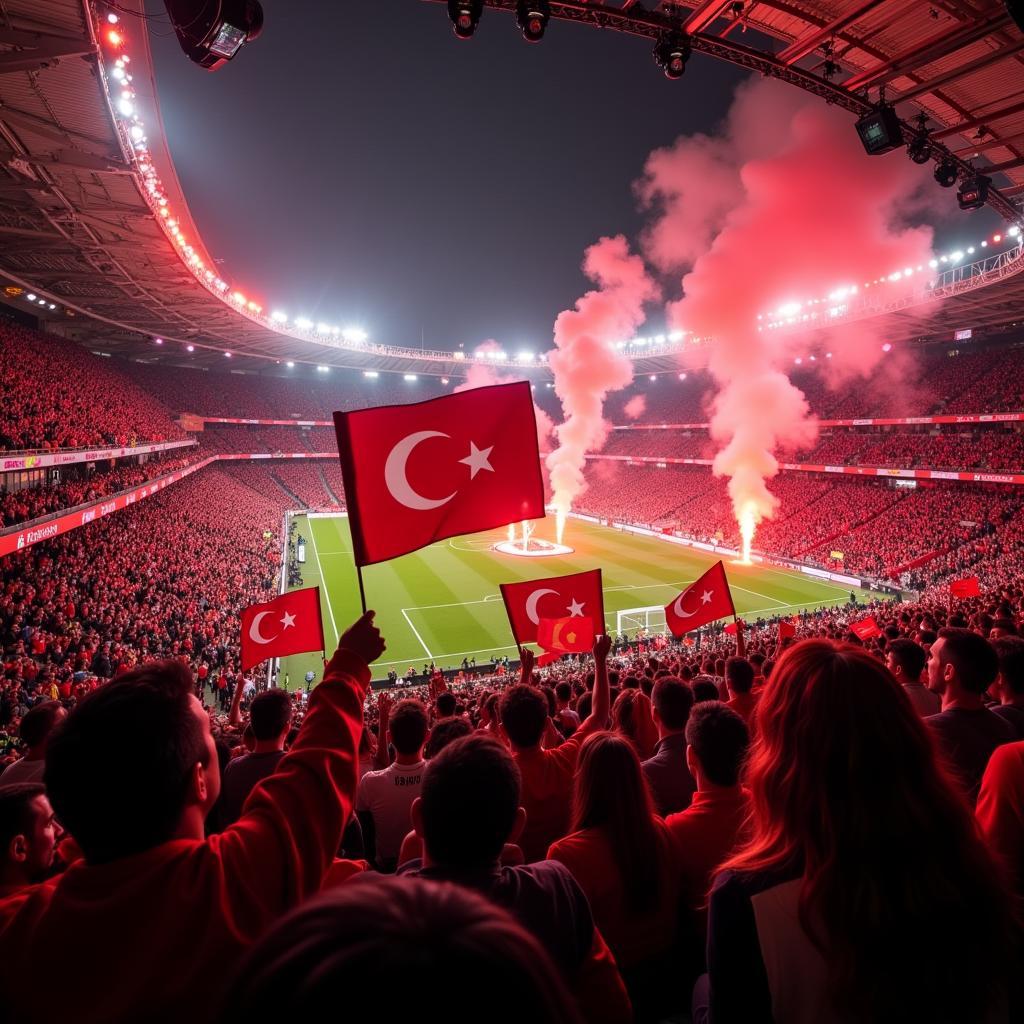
214,610,385,925
228,672,245,729
373,691,393,770
578,634,611,735
518,646,536,685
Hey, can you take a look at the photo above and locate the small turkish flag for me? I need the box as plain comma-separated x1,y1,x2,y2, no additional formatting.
664,561,736,637
949,576,981,598
240,587,324,671
334,381,545,566
849,616,882,640
537,616,595,654
500,568,604,648
778,619,797,641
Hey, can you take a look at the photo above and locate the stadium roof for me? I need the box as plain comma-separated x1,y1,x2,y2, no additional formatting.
0,0,1021,376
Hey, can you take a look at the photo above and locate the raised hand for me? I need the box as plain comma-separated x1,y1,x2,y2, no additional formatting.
519,647,536,681
593,633,612,663
338,610,386,665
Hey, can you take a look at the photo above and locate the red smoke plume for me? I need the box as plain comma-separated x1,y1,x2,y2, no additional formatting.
546,235,658,541
638,79,936,555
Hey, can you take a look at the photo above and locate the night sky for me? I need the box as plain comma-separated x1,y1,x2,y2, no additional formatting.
146,1,1000,351
146,0,748,349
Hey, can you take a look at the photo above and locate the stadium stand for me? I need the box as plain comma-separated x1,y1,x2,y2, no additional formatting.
2,328,1024,1024
0,323,184,451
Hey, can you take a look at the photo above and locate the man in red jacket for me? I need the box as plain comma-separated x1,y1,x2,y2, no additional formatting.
0,610,384,1024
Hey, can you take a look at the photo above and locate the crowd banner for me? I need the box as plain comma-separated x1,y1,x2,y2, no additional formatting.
584,453,1024,485
611,412,1024,431
191,411,1024,432
0,438,197,474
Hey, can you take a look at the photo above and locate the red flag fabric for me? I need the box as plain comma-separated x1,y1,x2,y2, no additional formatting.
500,569,604,647
537,616,595,654
849,616,882,640
723,621,738,636
949,576,981,598
778,619,797,640
240,587,324,671
663,561,736,637
334,381,545,566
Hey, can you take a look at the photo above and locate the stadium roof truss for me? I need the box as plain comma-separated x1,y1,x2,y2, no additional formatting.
0,0,1020,375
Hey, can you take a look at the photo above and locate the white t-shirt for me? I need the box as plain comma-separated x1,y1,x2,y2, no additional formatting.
355,760,425,865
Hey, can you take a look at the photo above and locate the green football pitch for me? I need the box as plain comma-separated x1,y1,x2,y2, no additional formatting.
277,514,879,686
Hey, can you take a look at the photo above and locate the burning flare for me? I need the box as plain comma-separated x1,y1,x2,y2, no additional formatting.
738,502,757,564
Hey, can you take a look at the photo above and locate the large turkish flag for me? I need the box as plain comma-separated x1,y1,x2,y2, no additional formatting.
335,381,545,566
663,561,736,637
500,568,605,648
240,586,324,671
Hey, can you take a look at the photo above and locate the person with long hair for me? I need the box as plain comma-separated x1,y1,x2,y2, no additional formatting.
548,731,680,1019
699,640,1019,1024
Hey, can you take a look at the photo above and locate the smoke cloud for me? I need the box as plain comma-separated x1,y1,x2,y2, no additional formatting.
546,235,658,540
454,340,554,451
638,78,936,552
622,395,647,420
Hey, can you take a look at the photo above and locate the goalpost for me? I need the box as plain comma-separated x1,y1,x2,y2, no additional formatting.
615,605,669,638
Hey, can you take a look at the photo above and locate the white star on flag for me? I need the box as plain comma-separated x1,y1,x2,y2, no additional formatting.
280,611,296,630
701,590,713,604
459,441,495,479
566,598,586,617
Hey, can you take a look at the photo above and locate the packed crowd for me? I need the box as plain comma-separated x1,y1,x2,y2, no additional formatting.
576,461,1024,590
0,452,199,528
0,322,184,451
1,583,1022,1022
0,468,285,724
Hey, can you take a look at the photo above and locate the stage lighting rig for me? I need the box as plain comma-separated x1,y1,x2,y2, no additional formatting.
448,0,484,39
517,2,550,42
957,174,991,212
653,32,691,80
855,103,903,155
162,0,263,70
934,159,959,188
907,135,932,164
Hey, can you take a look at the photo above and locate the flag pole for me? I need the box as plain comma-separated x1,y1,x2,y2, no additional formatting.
356,563,368,615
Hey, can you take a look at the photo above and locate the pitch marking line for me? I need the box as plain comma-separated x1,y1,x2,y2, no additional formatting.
401,608,434,660
309,520,340,646
374,596,876,669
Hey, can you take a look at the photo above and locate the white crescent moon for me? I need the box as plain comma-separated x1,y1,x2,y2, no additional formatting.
384,431,457,511
249,611,278,644
525,588,558,625
672,592,697,619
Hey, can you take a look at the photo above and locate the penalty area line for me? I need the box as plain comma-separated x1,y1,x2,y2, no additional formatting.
401,608,434,661
308,520,340,647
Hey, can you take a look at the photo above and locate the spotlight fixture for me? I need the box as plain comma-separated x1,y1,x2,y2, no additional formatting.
907,135,932,164
957,174,991,212
855,103,903,155
934,158,959,188
448,0,483,39
516,1,550,42
161,0,263,70
653,32,691,80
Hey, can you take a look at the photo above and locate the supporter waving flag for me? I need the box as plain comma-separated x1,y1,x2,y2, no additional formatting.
849,616,883,640
949,576,981,598
241,586,324,670
334,381,545,566
500,568,605,648
535,615,596,666
664,561,735,637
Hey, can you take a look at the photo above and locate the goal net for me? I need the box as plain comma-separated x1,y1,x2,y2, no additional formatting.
615,605,668,638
